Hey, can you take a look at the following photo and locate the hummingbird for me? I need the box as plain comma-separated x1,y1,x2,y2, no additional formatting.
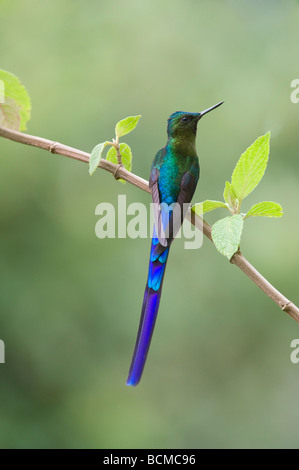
127,101,224,386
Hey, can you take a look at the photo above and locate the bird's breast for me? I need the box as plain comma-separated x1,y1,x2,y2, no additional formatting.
158,157,181,204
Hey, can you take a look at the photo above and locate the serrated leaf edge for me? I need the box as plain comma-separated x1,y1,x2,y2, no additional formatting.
244,201,283,219
211,214,244,260
115,115,141,138
89,141,109,175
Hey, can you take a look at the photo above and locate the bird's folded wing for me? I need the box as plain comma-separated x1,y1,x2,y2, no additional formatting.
149,168,168,247
149,169,198,258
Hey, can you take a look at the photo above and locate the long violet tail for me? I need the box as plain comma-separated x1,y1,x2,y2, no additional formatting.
127,233,170,386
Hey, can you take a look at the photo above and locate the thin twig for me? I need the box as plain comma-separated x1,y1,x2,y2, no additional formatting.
1,125,298,323
116,145,123,167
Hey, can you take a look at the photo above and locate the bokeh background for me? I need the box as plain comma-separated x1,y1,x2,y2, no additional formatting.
0,0,298,449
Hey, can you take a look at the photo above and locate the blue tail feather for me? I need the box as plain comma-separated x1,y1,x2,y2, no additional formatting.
126,238,170,386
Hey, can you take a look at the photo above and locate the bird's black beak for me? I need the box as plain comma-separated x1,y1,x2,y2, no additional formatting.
198,101,224,119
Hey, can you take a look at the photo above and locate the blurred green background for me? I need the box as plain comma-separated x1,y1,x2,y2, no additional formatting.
0,0,298,449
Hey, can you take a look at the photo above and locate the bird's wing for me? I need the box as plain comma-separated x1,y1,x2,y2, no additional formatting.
153,169,198,258
149,150,168,249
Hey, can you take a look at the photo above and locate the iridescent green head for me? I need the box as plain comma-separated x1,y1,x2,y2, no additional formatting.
167,102,224,139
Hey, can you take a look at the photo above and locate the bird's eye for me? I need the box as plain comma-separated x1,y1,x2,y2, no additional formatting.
181,116,190,122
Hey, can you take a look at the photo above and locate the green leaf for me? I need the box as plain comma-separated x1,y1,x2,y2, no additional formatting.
244,201,283,218
89,141,109,175
223,181,238,212
212,214,244,260
106,142,132,184
0,69,31,130
0,96,21,130
192,200,228,216
231,132,270,202
115,115,141,138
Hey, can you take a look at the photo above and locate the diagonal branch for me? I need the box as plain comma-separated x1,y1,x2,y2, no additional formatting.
0,125,298,323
